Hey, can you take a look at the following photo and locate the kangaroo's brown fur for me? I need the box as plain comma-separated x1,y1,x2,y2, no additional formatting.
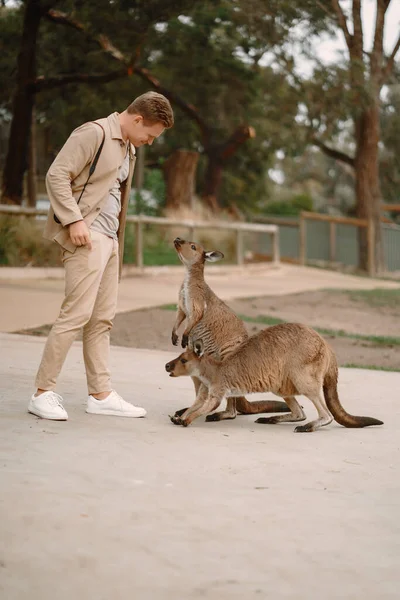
170,237,289,421
165,322,383,432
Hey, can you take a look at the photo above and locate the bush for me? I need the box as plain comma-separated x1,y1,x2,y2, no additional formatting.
264,193,313,216
0,216,62,266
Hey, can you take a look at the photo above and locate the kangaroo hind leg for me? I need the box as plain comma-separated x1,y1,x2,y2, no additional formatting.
294,388,333,433
255,396,306,425
206,397,237,421
236,396,291,415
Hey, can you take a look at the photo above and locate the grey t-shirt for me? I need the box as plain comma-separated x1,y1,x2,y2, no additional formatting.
90,148,130,240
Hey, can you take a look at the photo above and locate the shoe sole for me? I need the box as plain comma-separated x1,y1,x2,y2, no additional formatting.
28,408,68,421
86,408,146,418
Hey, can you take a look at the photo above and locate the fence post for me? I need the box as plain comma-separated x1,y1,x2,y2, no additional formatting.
367,218,375,277
272,228,280,265
329,221,336,264
299,212,306,265
236,228,244,265
135,219,143,268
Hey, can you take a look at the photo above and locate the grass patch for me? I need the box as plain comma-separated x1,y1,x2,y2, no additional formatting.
342,363,400,373
346,288,400,308
160,304,177,311
322,287,400,309
123,224,179,266
237,314,285,326
237,313,400,346
315,328,400,346
159,306,400,346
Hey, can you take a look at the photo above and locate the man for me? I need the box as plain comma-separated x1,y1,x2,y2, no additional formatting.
28,91,174,421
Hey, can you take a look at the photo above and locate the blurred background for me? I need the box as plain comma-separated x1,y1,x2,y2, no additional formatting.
0,0,399,273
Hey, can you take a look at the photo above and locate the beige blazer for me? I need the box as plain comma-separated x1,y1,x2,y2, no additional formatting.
43,112,136,278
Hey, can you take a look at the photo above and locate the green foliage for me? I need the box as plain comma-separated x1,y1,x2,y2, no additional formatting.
123,223,180,265
1,0,399,216
128,170,166,216
263,193,313,215
145,0,305,208
380,83,400,204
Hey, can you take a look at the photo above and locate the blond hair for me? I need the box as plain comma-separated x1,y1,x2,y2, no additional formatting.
126,92,174,128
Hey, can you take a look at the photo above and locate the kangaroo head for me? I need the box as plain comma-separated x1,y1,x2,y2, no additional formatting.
165,340,204,378
173,237,224,268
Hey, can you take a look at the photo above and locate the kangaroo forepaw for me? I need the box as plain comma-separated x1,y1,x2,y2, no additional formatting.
170,415,183,425
181,334,188,348
174,407,189,418
169,414,189,427
255,416,280,424
171,332,179,346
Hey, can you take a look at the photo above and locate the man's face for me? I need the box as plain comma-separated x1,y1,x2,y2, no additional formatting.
126,115,165,147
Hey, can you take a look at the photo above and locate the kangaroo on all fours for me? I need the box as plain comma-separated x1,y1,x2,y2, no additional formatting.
170,237,289,422
165,322,383,432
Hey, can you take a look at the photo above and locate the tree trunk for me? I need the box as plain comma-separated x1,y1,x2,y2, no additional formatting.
26,105,37,208
1,0,42,205
133,145,145,192
201,126,256,212
163,149,199,210
354,101,383,273
202,152,223,212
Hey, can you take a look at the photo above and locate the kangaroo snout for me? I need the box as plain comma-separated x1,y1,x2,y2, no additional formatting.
165,360,175,375
173,237,183,249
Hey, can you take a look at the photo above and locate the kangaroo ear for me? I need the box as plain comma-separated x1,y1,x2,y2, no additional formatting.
204,251,224,263
193,340,204,357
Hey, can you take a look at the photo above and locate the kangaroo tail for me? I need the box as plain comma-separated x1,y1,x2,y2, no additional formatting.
323,360,383,428
236,397,290,415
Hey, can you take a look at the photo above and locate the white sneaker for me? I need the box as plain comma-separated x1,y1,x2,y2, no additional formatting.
28,391,68,421
86,390,146,418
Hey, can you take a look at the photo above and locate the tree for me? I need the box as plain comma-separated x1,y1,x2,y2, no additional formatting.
144,0,305,210
295,0,400,272
330,0,399,271
0,0,202,205
1,0,50,205
1,0,314,211
380,79,400,204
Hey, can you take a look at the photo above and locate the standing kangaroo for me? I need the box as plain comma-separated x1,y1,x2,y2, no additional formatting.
170,237,289,421
165,322,383,432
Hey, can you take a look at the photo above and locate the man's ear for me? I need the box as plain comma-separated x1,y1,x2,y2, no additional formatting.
133,114,143,124
194,340,204,357
204,251,224,263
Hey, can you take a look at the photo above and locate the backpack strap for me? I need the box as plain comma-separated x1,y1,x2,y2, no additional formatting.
76,121,105,204
53,121,106,224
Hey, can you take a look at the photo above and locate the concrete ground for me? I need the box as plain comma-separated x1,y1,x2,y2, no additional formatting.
0,264,399,599
1,262,400,332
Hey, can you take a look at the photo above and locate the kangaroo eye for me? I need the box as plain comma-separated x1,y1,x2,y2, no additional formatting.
181,358,187,364
191,245,196,250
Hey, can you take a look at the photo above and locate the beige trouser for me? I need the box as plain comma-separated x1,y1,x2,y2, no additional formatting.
35,230,119,394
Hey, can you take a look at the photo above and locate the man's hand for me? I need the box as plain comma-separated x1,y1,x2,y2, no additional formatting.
69,220,92,250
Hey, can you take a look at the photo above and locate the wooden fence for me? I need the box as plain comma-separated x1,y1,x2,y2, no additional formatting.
0,205,280,268
299,211,376,276
2,203,392,275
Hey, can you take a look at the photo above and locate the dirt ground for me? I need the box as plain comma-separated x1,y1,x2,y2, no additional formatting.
18,288,400,371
